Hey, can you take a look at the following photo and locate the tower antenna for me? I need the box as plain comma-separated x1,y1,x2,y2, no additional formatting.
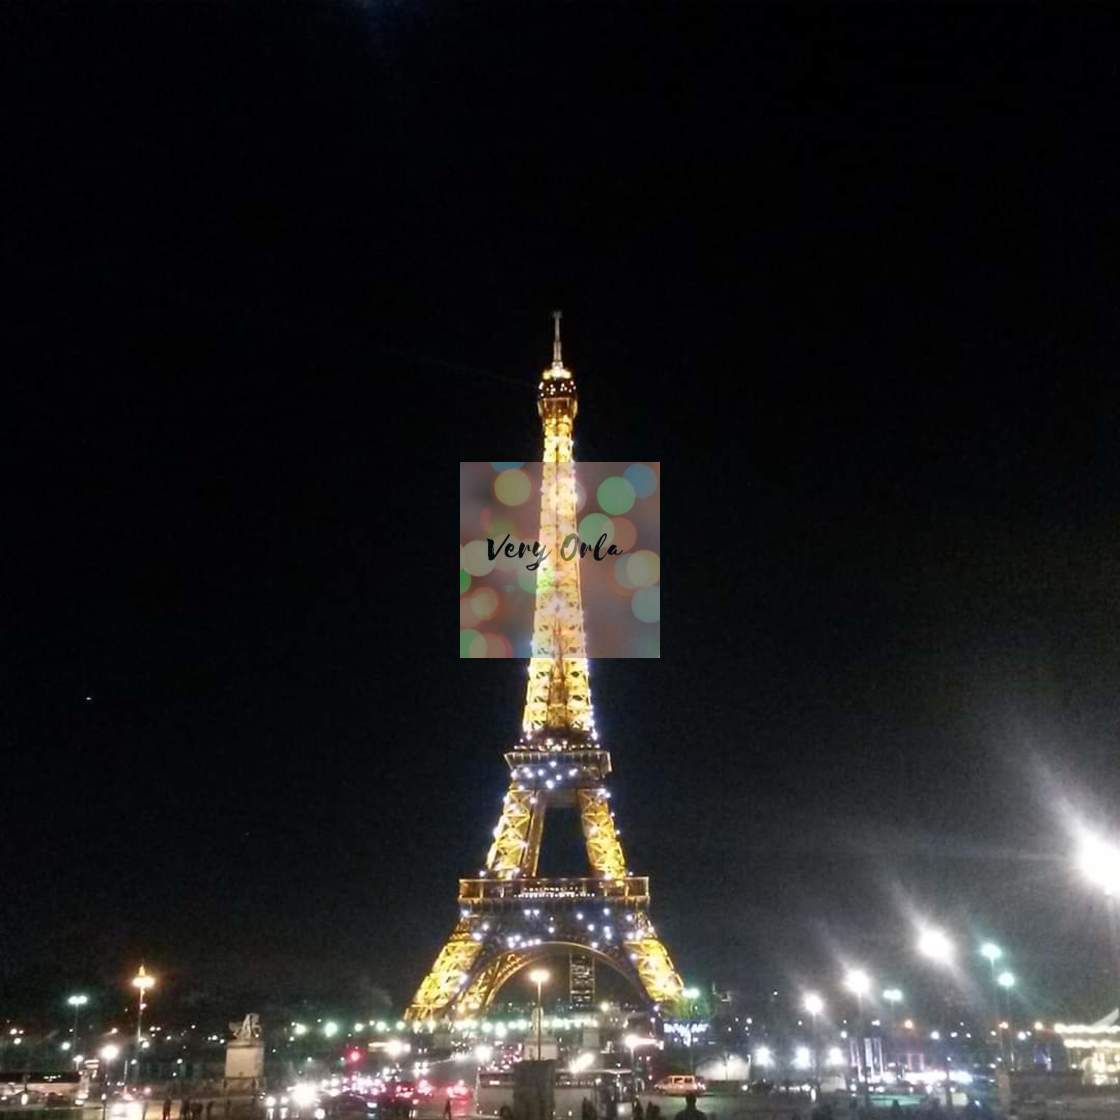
552,309,563,367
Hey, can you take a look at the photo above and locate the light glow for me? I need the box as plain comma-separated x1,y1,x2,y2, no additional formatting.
917,927,954,965
844,969,871,997
1076,830,1120,896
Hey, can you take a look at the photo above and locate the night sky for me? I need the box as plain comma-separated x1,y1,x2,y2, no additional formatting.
7,3,1120,1023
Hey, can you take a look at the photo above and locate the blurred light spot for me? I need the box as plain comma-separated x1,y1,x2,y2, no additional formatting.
490,462,525,471
471,587,500,621
484,633,513,657
631,586,660,623
517,567,539,594
461,539,497,577
624,463,658,498
481,511,516,537
579,513,614,547
460,629,486,658
573,477,591,513
626,550,660,588
494,469,531,506
460,569,471,596
609,516,638,553
460,598,480,629
614,555,634,589
597,476,636,515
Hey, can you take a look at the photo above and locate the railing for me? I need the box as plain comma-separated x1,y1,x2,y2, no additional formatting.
459,876,649,904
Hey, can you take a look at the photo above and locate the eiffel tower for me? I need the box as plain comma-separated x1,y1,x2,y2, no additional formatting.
408,313,682,1021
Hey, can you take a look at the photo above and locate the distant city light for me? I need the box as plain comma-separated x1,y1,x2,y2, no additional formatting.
997,971,1016,989
980,942,1002,963
882,988,903,1004
793,1046,811,1070
753,1046,773,1067
803,992,824,1017
323,1022,339,1037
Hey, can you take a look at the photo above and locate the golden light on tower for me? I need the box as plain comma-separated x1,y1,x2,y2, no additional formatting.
408,315,684,1020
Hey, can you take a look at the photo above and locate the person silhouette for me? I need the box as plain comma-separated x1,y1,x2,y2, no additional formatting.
672,1094,706,1120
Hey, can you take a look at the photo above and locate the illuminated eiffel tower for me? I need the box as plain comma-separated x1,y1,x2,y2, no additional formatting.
407,313,682,1021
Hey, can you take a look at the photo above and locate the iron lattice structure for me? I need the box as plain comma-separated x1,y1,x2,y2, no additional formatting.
407,314,683,1021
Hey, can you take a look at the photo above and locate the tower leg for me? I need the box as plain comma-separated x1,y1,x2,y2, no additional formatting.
406,921,483,1021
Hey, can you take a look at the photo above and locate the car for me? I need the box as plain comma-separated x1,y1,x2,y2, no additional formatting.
379,1081,415,1102
653,1075,706,1096
325,1092,379,1118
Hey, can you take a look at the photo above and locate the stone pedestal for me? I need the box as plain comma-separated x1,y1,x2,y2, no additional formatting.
513,1059,555,1120
224,1038,264,1093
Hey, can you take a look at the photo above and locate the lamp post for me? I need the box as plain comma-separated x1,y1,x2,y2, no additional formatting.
1075,830,1120,1008
996,971,1015,1068
130,965,155,1086
844,969,871,1095
100,1043,120,1100
528,968,550,1060
68,995,89,1051
980,943,1003,1065
917,928,955,1111
803,993,824,1090
882,989,902,1076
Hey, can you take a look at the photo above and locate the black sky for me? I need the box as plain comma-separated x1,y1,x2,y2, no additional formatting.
6,2,1120,1021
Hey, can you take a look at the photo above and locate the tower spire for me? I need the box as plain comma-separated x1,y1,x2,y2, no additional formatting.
552,308,563,368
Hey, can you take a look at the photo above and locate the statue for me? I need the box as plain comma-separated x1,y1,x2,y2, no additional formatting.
228,1014,260,1042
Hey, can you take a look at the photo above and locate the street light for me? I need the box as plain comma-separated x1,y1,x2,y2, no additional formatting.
1076,831,1120,896
803,993,824,1086
917,930,955,1110
980,943,1005,1063
917,928,955,965
67,995,89,1049
843,970,871,1094
528,968,550,1060
1075,829,1120,1011
995,972,1016,1069
130,966,155,1086
99,1043,120,1086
